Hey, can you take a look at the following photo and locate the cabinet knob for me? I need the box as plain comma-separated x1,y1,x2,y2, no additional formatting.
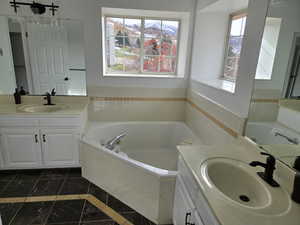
34,134,38,143
42,134,46,142
185,212,191,225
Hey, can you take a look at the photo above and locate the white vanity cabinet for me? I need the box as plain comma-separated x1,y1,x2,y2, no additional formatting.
174,176,204,225
0,115,84,169
174,156,220,225
0,127,42,168
41,128,79,166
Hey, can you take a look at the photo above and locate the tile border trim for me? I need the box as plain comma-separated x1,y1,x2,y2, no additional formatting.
0,194,134,225
187,99,239,138
90,95,241,138
90,96,186,102
252,99,279,103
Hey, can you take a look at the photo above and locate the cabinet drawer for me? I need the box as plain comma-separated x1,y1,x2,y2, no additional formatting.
0,118,39,127
39,117,81,127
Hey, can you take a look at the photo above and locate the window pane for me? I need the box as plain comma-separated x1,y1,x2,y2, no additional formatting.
143,56,159,72
144,19,161,38
124,18,141,37
224,57,240,79
144,38,160,55
228,36,243,57
124,55,140,73
230,16,247,36
162,20,179,39
106,17,124,36
160,57,176,73
161,39,177,56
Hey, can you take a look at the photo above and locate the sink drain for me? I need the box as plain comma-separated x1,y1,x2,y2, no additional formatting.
239,195,250,202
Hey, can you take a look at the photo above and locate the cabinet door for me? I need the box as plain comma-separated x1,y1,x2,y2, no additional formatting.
41,128,79,166
0,128,42,168
173,176,198,225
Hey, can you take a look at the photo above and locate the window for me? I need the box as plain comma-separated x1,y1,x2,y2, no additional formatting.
104,16,179,75
223,13,247,81
102,8,190,78
255,17,281,80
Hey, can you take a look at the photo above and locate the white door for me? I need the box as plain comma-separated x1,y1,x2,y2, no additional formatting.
41,128,79,166
0,128,42,168
0,16,16,94
173,177,202,225
26,23,70,95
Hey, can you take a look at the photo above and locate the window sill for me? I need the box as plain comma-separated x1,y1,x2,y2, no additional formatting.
103,74,184,79
194,78,236,94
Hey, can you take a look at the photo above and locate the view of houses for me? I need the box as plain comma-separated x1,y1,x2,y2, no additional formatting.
105,17,178,74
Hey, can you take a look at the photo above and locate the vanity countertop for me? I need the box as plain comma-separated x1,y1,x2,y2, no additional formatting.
178,140,300,225
0,103,88,116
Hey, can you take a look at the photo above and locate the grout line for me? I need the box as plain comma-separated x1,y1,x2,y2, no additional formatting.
0,194,134,225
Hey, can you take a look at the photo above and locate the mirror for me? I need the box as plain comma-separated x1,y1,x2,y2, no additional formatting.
0,16,86,96
245,0,300,169
190,0,249,93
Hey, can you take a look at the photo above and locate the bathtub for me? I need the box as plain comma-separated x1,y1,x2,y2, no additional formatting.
79,121,200,224
245,121,300,145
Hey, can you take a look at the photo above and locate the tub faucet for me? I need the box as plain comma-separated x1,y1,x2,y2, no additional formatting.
104,133,126,150
274,132,299,145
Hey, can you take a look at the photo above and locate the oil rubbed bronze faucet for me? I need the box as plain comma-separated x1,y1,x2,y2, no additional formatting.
44,92,55,105
250,152,280,187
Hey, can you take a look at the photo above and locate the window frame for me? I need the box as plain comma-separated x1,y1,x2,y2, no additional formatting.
221,10,248,82
101,8,190,78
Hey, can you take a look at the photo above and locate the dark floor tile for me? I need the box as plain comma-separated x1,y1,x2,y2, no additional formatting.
120,212,142,225
81,201,111,222
40,168,69,180
68,168,82,178
0,181,9,192
0,179,37,197
14,169,42,181
46,223,78,225
10,201,53,225
140,216,157,225
59,177,90,195
0,203,23,225
29,179,64,196
80,221,117,225
107,195,134,213
88,183,107,204
0,170,17,182
46,200,84,224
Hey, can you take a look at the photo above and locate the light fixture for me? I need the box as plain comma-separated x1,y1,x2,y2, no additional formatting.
10,0,59,16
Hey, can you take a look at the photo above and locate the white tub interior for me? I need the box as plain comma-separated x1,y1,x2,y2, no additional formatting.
84,121,201,171
246,121,300,145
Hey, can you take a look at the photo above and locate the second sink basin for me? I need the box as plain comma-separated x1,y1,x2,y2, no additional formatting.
200,158,290,214
18,104,67,113
202,158,271,208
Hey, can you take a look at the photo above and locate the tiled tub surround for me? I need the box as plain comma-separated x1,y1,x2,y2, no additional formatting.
80,122,200,225
185,89,246,145
0,168,156,225
87,86,186,122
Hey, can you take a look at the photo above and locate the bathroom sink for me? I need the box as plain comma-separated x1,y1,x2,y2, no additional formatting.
201,158,271,207
200,158,290,214
18,104,67,113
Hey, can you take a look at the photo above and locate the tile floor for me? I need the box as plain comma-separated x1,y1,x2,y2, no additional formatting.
0,168,157,225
